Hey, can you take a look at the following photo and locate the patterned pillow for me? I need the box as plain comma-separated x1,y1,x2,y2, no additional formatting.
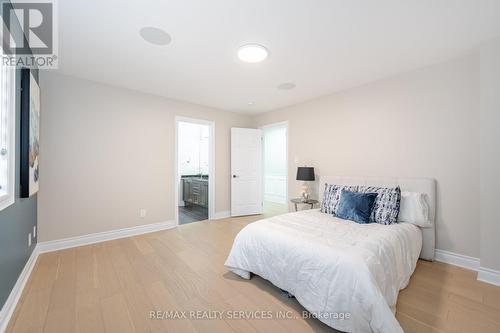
320,184,359,215
358,186,401,225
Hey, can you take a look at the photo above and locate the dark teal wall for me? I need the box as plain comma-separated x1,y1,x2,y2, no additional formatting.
0,1,38,309
0,69,38,309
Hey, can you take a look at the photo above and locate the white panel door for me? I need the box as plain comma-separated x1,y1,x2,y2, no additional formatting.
231,128,263,216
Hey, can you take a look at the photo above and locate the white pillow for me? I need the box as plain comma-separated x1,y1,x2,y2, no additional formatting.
398,191,432,228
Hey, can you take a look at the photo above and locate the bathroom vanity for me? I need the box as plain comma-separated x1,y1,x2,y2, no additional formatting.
181,175,209,208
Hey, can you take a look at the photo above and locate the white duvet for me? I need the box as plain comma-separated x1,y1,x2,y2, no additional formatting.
224,209,422,333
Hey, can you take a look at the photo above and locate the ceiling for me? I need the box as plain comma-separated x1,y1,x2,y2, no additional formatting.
57,0,500,113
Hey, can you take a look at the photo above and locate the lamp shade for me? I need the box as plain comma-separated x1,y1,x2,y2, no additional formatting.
296,167,315,181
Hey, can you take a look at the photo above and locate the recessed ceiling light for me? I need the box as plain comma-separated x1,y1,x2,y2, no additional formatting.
247,102,255,106
238,44,269,63
139,27,172,46
277,82,296,90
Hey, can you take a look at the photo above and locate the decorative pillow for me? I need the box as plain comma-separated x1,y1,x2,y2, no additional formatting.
358,186,401,225
320,184,358,215
336,190,378,224
398,191,431,228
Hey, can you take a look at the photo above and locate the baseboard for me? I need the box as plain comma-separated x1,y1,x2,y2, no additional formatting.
37,220,176,253
434,249,480,271
2,228,498,333
478,266,500,287
0,245,39,333
0,220,177,332
428,249,500,287
212,210,231,220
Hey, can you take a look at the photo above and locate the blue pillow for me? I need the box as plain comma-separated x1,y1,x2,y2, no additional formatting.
336,190,378,224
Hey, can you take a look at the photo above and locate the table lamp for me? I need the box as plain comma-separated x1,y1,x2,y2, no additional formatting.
296,167,315,202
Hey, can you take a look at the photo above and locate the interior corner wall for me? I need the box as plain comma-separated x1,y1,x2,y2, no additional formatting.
479,36,500,271
0,3,38,310
0,69,38,310
34,47,496,267
252,54,480,258
38,72,252,242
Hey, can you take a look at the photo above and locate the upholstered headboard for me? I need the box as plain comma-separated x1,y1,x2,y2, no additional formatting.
318,176,436,261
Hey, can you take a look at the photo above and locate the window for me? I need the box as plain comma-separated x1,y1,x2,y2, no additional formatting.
0,56,16,211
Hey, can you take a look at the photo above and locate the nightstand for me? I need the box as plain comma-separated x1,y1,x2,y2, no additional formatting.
290,198,319,212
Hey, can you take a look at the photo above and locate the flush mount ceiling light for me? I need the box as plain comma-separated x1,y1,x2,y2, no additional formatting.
277,82,296,90
139,27,172,46
238,44,269,63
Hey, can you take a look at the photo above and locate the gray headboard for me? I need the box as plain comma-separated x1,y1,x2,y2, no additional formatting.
318,176,436,261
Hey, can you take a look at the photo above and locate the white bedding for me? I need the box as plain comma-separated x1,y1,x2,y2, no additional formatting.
224,209,422,333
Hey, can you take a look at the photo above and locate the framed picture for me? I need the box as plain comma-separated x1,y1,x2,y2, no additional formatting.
20,69,40,198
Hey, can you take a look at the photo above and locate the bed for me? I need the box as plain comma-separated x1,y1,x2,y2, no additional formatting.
224,176,436,333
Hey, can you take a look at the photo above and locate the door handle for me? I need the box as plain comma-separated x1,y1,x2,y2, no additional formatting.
233,175,239,178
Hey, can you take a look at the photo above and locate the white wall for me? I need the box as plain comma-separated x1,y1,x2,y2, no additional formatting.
38,52,497,268
38,72,251,241
253,54,480,258
480,37,500,271
263,125,287,203
178,122,209,176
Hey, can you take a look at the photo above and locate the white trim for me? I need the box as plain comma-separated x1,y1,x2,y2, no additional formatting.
37,220,176,253
0,246,39,333
211,210,231,220
1,230,499,333
0,194,14,212
0,64,16,212
174,116,215,225
434,249,480,271
0,220,176,332
432,250,500,287
260,121,289,210
259,120,290,130
478,267,500,287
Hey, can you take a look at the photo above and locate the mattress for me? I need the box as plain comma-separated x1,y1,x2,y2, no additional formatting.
224,209,422,333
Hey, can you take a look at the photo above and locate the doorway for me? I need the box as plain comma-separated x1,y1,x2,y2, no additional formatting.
261,122,288,216
175,117,215,225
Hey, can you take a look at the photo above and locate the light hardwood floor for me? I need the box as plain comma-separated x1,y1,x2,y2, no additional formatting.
6,214,500,333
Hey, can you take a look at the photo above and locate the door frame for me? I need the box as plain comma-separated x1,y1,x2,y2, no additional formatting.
259,121,289,206
174,116,215,225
